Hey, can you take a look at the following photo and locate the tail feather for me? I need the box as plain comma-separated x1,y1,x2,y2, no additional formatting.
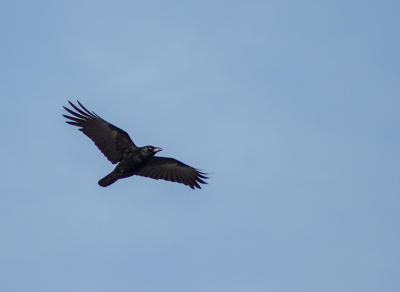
98,172,118,187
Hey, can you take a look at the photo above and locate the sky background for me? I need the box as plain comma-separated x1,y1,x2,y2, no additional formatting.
1,1,399,291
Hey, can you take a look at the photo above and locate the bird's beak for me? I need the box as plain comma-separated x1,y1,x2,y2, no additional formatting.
153,147,163,153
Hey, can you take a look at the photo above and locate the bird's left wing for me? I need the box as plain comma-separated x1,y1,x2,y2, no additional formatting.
63,101,138,164
135,157,208,189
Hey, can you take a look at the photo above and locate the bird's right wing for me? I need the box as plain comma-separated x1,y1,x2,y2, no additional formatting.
63,101,137,164
135,157,208,189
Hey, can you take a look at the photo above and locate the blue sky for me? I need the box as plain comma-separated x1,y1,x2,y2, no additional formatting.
1,1,399,291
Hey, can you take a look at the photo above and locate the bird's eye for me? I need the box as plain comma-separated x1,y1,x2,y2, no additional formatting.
148,147,153,151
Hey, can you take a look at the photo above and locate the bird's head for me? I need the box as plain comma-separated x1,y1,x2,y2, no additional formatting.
140,146,163,158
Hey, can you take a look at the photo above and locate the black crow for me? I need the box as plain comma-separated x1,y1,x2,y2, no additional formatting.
63,101,208,189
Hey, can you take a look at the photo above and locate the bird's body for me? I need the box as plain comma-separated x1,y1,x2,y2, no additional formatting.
98,148,153,187
63,101,208,189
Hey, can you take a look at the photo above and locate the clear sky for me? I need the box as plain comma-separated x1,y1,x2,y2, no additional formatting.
1,1,399,291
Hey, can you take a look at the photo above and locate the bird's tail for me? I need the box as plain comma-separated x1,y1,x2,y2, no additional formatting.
98,172,118,187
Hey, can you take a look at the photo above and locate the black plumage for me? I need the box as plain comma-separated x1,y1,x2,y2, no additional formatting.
63,101,208,189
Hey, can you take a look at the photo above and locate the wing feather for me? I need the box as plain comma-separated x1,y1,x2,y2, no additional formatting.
135,157,208,189
63,101,137,164
171,169,178,183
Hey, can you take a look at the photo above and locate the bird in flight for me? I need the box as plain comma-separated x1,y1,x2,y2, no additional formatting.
63,101,208,189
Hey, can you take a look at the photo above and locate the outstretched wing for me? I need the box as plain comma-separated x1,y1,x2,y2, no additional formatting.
63,101,137,164
136,157,208,189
